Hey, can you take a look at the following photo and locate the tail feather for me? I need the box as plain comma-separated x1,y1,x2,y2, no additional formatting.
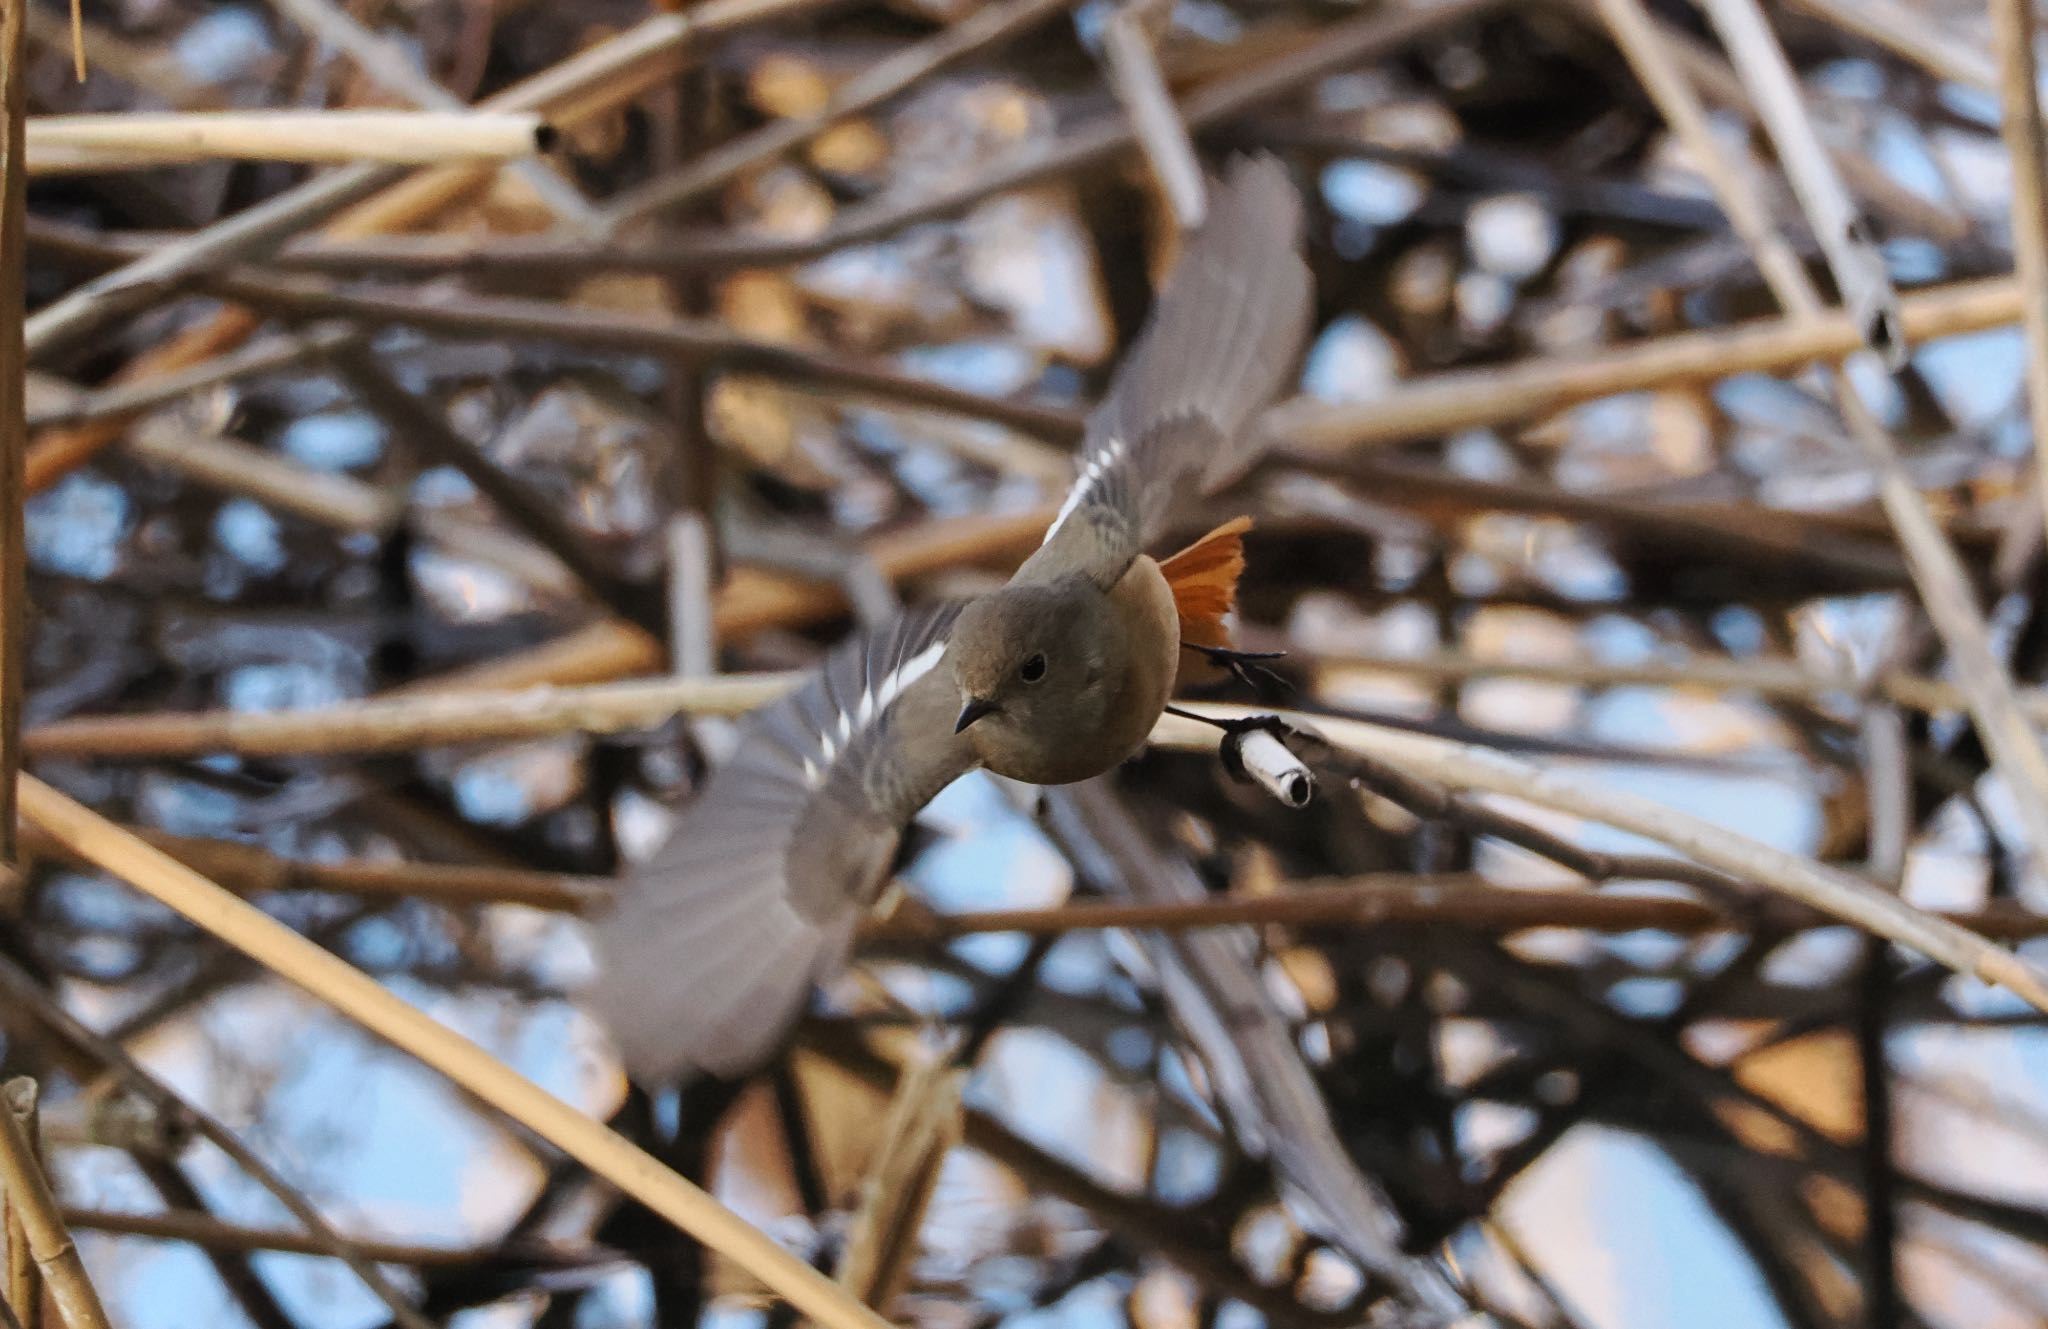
1161,515,1251,649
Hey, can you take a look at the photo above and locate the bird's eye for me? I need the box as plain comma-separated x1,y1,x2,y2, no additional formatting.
1020,653,1047,683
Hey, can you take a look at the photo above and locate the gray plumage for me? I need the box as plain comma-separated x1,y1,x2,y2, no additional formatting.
589,605,968,1083
589,155,1313,1085
1020,153,1313,590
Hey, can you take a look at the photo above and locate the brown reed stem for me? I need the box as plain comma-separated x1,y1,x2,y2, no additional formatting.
0,1080,113,1329
13,774,900,1329
1,1080,38,1329
1990,0,2048,571
1153,706,2048,1016
0,0,26,874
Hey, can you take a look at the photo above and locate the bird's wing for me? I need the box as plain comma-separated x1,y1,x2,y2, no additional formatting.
1022,154,1313,590
588,603,973,1085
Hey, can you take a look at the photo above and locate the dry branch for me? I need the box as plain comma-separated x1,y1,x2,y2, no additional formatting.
1989,0,2048,569
24,111,551,172
263,0,598,226
13,775,899,1329
125,414,399,534
1,1085,34,1329
1100,5,1206,227
0,0,25,872
22,0,815,374
1152,706,2048,1015
1786,0,1997,96
602,0,1077,225
1043,783,1474,1320
23,505,1053,760
22,672,793,758
863,879,2048,944
832,1059,963,1314
0,958,435,1329
1595,0,2048,892
262,0,1500,277
23,322,352,431
214,272,1087,442
1694,0,1902,361
45,637,2048,763
808,1036,1343,1329
60,1207,590,1270
25,829,2048,941
0,1080,114,1329
16,824,608,914
1266,274,2021,454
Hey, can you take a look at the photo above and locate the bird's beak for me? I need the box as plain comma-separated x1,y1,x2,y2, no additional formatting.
954,697,998,733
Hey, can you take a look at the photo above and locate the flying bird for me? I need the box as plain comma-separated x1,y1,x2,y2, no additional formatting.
590,155,1314,1085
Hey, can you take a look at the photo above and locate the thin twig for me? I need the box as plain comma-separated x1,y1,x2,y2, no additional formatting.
0,1080,115,1329
22,321,354,431
24,826,2048,940
1786,0,1996,96
212,271,1088,442
319,341,666,633
24,166,402,365
61,1206,597,1270
320,0,833,238
22,6,208,108
806,1033,1348,1329
17,822,608,913
125,413,400,534
600,0,1077,226
1305,647,2025,720
1151,705,2048,1014
1693,0,1903,363
13,774,901,1329
1042,782,1475,1321
23,505,1052,760
18,0,758,494
0,958,437,1329
265,0,1498,277
1556,0,1972,242
862,879,2048,943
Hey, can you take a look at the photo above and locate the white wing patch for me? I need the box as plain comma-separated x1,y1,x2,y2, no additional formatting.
1042,435,1127,544
800,638,949,789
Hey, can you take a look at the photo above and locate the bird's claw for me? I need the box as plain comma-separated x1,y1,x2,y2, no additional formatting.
1209,713,1297,781
1163,708,1316,807
1182,642,1292,696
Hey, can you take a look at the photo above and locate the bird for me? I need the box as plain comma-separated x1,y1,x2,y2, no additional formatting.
589,154,1314,1086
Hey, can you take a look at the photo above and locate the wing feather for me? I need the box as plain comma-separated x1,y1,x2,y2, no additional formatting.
588,603,970,1084
1026,154,1313,588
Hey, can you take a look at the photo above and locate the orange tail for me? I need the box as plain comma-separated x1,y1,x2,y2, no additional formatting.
1160,516,1251,650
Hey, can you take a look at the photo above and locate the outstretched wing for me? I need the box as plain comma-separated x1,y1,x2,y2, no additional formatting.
1022,154,1313,590
588,604,973,1084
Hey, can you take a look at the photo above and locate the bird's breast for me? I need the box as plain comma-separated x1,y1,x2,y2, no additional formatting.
976,557,1180,786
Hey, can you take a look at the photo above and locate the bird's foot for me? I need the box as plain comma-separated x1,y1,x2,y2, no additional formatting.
1162,708,1315,807
1181,642,1291,695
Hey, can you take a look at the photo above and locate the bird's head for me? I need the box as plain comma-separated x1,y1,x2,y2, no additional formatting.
946,581,1114,756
